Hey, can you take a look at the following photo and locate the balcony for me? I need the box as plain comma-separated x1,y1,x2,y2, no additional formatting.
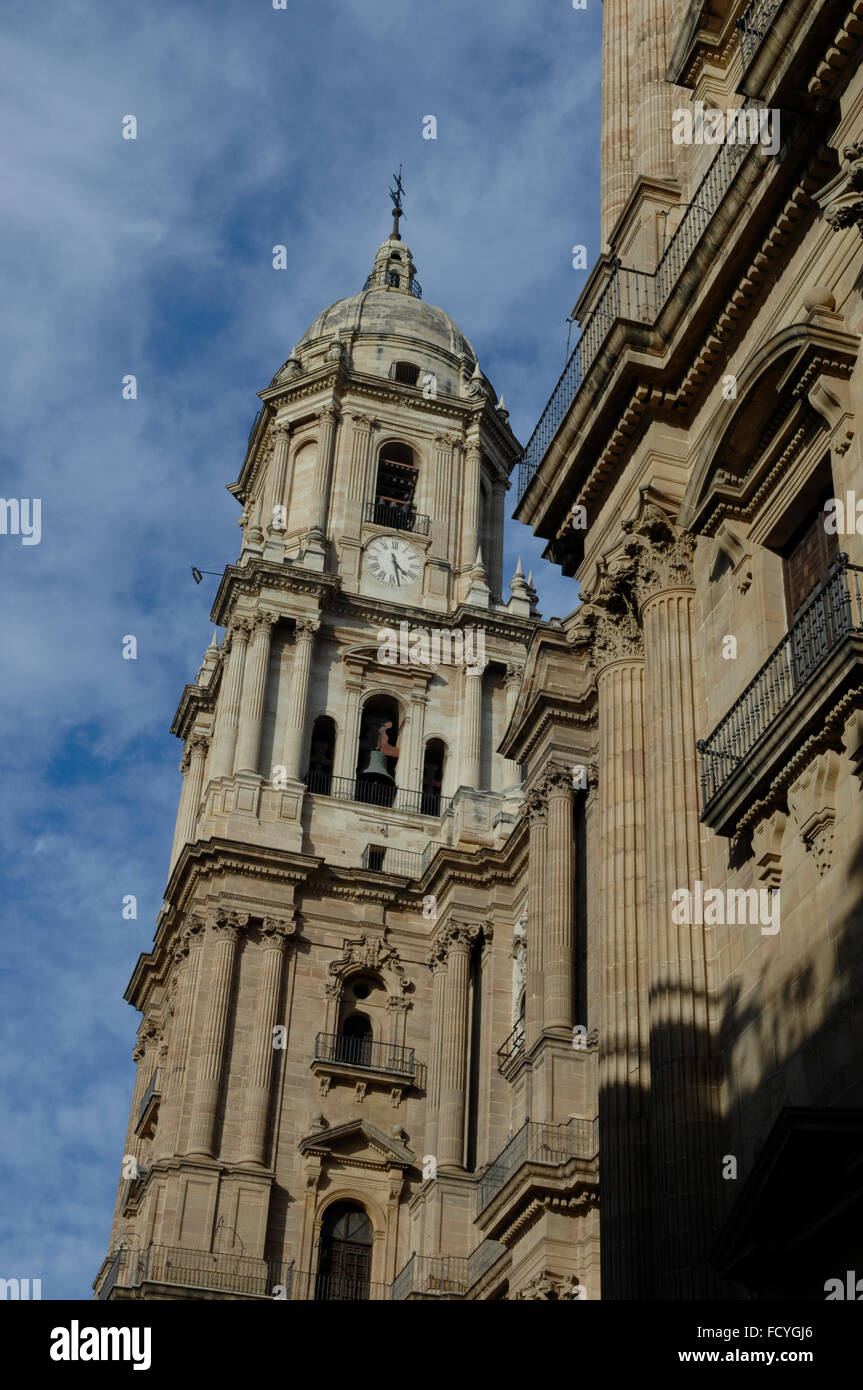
391,1240,507,1300
518,107,761,503
97,1244,291,1300
364,500,430,535
736,0,785,70
284,1269,390,1301
363,266,422,298
313,1032,415,1078
476,1118,599,1219
134,1069,161,1137
497,1018,525,1072
362,843,423,877
698,556,863,829
304,771,451,818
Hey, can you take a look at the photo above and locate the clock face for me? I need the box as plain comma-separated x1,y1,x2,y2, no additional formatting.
365,535,423,589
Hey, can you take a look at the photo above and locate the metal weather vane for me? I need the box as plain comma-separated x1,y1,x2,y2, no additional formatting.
390,163,406,237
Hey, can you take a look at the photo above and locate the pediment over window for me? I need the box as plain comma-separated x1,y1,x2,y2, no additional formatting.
298,1118,415,1171
680,317,860,536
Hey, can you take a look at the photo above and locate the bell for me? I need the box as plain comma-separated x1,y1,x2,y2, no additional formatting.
362,749,395,782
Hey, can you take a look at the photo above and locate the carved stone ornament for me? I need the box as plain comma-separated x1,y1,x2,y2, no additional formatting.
512,1272,586,1300
620,498,696,609
329,929,404,980
787,747,842,876
212,908,250,940
815,143,863,235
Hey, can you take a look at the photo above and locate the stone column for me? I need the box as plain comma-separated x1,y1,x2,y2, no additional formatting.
502,665,522,786
171,733,209,867
155,918,205,1160
633,515,720,1298
208,621,252,781
344,412,373,535
437,923,479,1170
425,944,448,1162
487,476,506,597
186,911,245,1159
402,692,428,795
587,590,652,1299
238,918,294,1166
633,0,676,189
235,611,276,775
600,0,634,245
282,619,319,781
461,442,481,571
264,425,291,557
460,668,482,789
430,433,456,562
334,675,362,782
543,766,575,1032
309,404,339,540
525,787,548,1050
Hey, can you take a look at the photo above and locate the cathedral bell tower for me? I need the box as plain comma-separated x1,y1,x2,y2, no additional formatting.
95,208,541,1300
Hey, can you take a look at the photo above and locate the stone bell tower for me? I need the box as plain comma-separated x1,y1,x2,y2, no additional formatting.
94,209,544,1300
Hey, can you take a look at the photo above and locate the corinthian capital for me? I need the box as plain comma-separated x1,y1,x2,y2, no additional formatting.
525,785,548,823
620,500,696,607
543,764,574,799
271,423,291,443
253,609,278,635
316,404,339,427
815,142,863,235
261,915,297,944
294,618,321,641
228,617,253,645
443,920,482,954
212,908,250,939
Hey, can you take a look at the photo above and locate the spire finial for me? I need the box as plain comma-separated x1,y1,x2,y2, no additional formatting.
389,162,406,239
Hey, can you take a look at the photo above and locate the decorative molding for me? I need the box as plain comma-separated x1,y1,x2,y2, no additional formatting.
787,747,842,876
815,142,863,235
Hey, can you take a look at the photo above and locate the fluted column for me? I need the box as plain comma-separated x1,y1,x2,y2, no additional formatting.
208,621,251,781
430,433,456,562
634,518,720,1298
344,412,373,536
425,945,448,1163
264,424,291,556
402,693,427,793
282,619,319,781
171,733,208,867
525,787,548,1049
186,911,245,1158
309,404,339,540
437,923,478,1169
235,611,276,775
600,0,635,244
155,918,205,1160
238,918,294,1166
487,476,506,597
587,591,652,1298
460,667,482,789
461,442,481,571
543,766,575,1031
334,676,362,781
502,665,522,786
633,0,676,189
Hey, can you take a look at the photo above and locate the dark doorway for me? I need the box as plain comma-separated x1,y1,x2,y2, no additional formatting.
338,1012,373,1068
306,715,335,795
316,1202,373,1301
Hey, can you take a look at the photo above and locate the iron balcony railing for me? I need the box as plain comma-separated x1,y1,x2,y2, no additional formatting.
391,1240,506,1300
476,1117,599,1217
286,1269,390,1301
247,407,263,446
136,1069,161,1130
518,103,761,501
364,499,430,535
697,555,863,809
304,771,451,818
362,843,424,877
420,839,445,874
314,1031,416,1079
736,0,785,69
97,1244,291,1300
363,267,422,298
497,1017,525,1071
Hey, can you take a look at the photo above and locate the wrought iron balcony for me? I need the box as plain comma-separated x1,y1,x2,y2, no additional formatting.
736,0,785,70
518,105,760,502
135,1068,161,1134
391,1239,506,1299
476,1117,599,1217
497,1017,525,1071
364,499,430,535
284,1269,390,1301
313,1031,416,1079
97,1244,291,1300
363,266,422,298
304,771,451,818
362,843,423,877
697,556,863,812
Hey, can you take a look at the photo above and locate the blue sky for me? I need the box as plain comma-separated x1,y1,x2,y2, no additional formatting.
0,0,601,1298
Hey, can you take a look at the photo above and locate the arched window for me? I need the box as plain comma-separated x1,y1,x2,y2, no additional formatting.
306,715,335,794
421,738,446,816
387,270,400,287
316,1201,373,1301
356,696,400,807
372,442,417,530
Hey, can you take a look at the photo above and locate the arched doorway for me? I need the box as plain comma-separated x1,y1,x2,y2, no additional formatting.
316,1201,373,1301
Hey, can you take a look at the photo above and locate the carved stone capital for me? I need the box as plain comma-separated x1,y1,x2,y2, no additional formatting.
271,423,292,443
525,785,548,824
294,618,321,642
189,732,210,758
504,663,522,687
316,404,339,427
620,503,696,608
261,915,296,945
179,749,191,774
213,908,250,939
228,617,253,646
441,920,482,955
543,763,575,799
253,609,278,635
816,143,863,235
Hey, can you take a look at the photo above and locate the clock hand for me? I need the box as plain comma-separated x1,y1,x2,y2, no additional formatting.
390,555,402,586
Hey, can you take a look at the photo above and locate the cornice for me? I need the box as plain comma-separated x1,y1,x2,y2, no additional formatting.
209,561,341,628
170,682,214,741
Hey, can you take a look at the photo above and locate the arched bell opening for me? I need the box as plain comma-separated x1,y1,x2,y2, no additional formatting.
355,696,400,807
373,441,417,530
421,737,446,815
306,715,336,794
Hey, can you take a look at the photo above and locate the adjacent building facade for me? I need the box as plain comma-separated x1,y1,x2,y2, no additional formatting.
95,0,863,1303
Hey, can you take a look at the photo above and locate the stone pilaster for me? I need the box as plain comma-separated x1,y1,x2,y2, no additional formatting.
402,692,428,794
487,476,506,597
502,665,522,786
543,765,575,1033
430,433,456,563
344,412,374,537
264,424,291,558
600,0,634,244
208,621,252,781
234,611,277,775
155,918,205,1160
308,404,339,542
425,944,448,1162
460,667,483,789
237,918,295,1166
633,515,721,1298
334,675,362,781
436,922,480,1170
525,786,548,1050
186,911,246,1159
461,442,481,572
171,733,209,868
282,619,319,781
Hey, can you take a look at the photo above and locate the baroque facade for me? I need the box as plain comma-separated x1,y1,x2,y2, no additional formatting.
95,0,863,1303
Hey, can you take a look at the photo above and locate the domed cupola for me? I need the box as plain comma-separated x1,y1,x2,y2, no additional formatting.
363,234,422,299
